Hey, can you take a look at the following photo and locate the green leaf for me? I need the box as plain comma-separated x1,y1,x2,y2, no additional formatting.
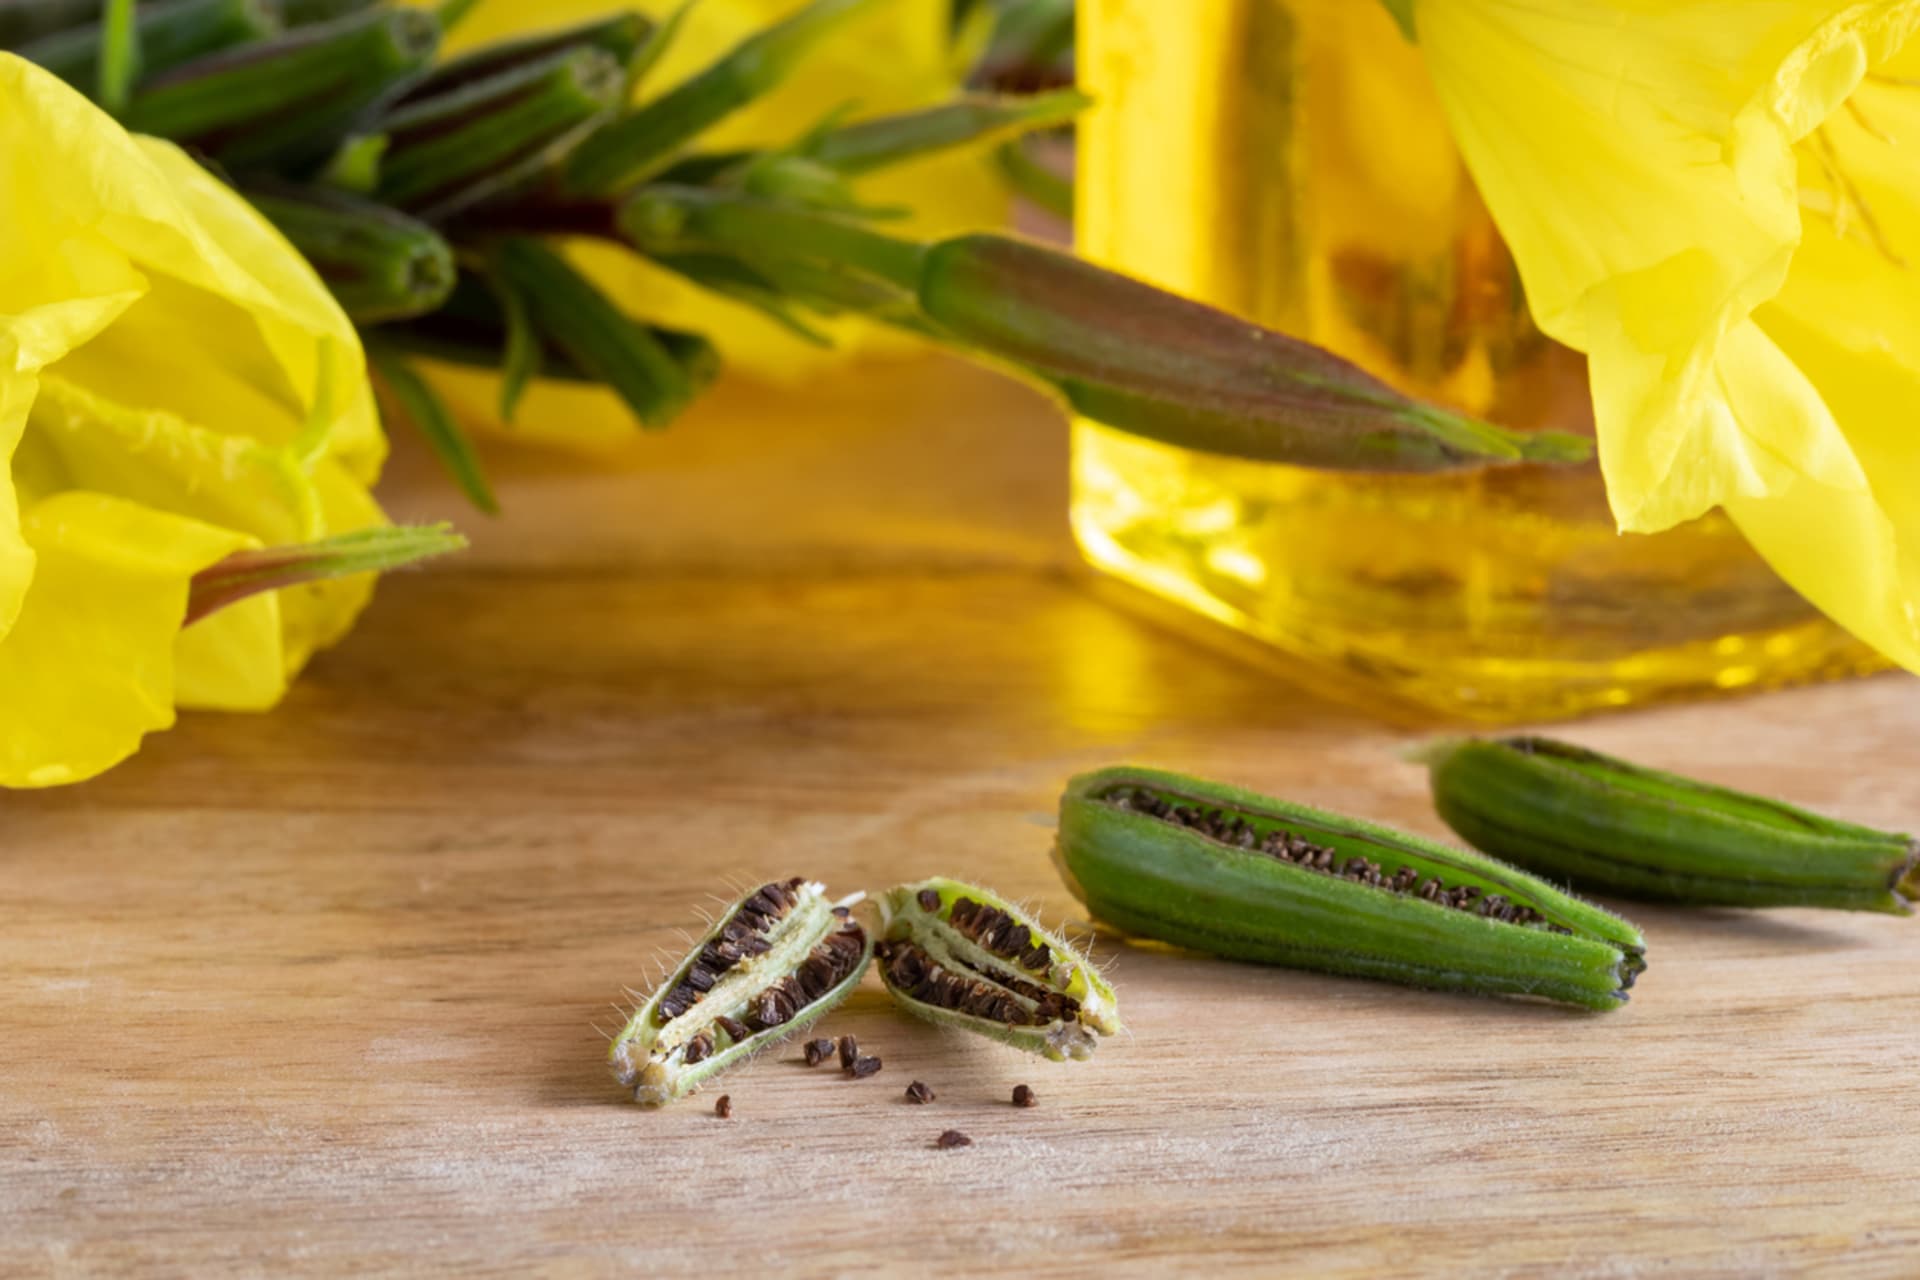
186,523,468,627
489,270,542,423
991,135,1071,219
1377,0,1416,40
369,347,501,515
492,236,693,427
95,0,142,112
566,0,884,195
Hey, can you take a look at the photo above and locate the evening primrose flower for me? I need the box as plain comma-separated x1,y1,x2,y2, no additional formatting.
1406,1,1920,671
424,0,1011,449
1,54,399,786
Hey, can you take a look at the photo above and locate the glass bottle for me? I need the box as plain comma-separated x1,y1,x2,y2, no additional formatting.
1071,0,1883,721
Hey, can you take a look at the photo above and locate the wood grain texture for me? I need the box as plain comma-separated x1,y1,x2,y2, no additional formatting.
6,356,1920,1277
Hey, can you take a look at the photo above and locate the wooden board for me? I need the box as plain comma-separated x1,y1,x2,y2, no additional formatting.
6,357,1919,1277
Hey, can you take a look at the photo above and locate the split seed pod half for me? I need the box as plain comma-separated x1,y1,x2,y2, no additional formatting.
876,877,1120,1061
1055,767,1647,1011
609,878,871,1105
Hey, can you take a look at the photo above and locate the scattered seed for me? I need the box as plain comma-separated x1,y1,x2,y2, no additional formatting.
850,1055,883,1079
803,1038,835,1066
935,1129,972,1149
1012,1084,1036,1108
905,1080,935,1104
714,1094,732,1119
838,1035,858,1072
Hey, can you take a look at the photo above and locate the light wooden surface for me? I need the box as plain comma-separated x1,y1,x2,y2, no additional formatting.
7,356,1920,1277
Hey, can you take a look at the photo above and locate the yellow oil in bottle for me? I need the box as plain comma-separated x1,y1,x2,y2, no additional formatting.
1072,0,1882,721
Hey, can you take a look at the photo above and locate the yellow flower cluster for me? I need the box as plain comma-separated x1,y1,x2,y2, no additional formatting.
1412,0,1920,672
1,55,388,786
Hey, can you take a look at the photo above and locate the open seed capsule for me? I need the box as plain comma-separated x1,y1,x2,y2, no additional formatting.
609,878,871,1105
876,877,1120,1061
1055,766,1647,1011
1422,737,1920,914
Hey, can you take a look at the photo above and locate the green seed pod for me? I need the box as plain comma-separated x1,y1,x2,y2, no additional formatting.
1055,766,1646,1011
246,187,454,324
16,0,280,97
1421,737,1920,914
875,877,1119,1061
123,6,440,169
394,10,650,103
609,879,872,1106
375,46,625,220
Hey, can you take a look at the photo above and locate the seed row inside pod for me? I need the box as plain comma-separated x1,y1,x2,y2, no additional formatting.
610,878,872,1107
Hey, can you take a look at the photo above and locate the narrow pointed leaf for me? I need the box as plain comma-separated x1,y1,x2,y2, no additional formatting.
566,0,884,194
370,347,500,515
186,524,467,626
96,0,140,111
808,89,1088,174
492,236,692,427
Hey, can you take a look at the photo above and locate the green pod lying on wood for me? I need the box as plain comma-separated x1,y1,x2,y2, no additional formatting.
876,877,1120,1062
1055,766,1646,1011
1421,737,1920,914
608,878,871,1105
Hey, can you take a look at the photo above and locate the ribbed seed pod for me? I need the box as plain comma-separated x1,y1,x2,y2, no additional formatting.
122,6,439,168
247,188,454,323
608,879,871,1106
876,877,1119,1061
1055,766,1646,1011
16,0,280,95
1421,737,1920,914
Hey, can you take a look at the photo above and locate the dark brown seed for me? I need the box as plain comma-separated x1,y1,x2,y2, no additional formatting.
935,1129,972,1149
1012,1084,1036,1108
715,1094,732,1119
905,1080,935,1104
850,1055,883,1079
683,1033,713,1065
715,1015,750,1043
838,1035,858,1071
803,1037,835,1066
917,888,942,913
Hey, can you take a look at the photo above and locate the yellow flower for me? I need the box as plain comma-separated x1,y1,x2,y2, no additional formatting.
424,0,1011,450
1411,0,1920,671
0,54,389,786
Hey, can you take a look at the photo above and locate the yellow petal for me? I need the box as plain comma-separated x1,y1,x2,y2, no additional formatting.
0,491,250,788
0,345,35,642
1417,1,1920,530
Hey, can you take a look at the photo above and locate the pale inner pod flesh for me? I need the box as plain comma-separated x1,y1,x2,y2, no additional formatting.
878,878,1120,1062
610,878,871,1105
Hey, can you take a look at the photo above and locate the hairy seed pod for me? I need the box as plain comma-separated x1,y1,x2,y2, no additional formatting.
1421,737,1920,914
1055,767,1646,1011
608,878,871,1106
876,877,1119,1062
